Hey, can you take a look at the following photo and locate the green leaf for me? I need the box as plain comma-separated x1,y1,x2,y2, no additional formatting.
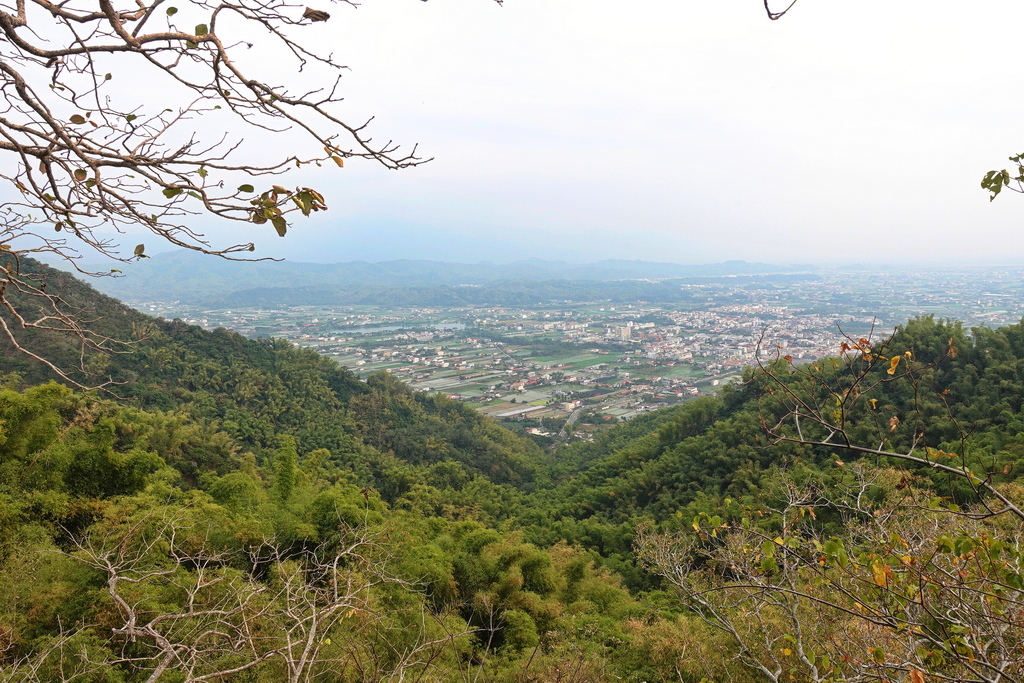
271,215,287,237
104,73,112,80
954,536,975,555
238,184,254,193
186,40,198,49
292,192,312,216
133,244,145,256
73,169,87,181
69,114,86,124
982,168,1013,201
124,114,138,123
197,167,208,179
162,188,183,198
194,23,208,36
166,6,177,14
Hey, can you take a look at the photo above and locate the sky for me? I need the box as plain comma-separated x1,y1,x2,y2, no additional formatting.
28,0,1024,265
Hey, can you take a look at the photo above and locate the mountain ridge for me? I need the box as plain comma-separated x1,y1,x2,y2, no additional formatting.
81,250,813,303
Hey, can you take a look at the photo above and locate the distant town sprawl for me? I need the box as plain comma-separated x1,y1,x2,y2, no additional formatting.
134,267,1024,441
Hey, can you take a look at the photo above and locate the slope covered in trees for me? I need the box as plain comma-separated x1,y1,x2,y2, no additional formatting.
0,259,545,500
5,264,1024,681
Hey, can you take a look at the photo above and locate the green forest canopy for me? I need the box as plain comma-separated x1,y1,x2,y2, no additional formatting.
2,267,1024,681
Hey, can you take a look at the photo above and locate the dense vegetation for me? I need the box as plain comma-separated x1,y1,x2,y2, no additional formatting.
3,265,1024,681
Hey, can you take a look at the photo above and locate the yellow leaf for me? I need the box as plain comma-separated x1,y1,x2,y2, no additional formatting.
910,669,926,683
868,398,879,409
332,155,345,167
887,356,901,375
871,559,890,587
781,648,792,656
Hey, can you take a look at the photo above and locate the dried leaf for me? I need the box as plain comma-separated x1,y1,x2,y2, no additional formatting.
303,7,331,21
871,559,890,587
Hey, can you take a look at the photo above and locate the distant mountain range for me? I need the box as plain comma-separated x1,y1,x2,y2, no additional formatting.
85,251,814,305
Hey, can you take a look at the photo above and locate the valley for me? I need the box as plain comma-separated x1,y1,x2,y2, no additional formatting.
134,265,1024,441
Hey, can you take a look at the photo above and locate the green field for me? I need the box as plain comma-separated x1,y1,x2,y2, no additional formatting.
530,353,608,370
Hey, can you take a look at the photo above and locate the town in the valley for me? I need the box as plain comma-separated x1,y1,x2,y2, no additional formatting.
135,267,1024,444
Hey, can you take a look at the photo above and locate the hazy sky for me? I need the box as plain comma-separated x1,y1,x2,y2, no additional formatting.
173,1,1024,264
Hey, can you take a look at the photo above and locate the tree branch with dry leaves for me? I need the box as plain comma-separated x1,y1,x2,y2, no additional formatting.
0,0,425,263
7,510,472,682
751,324,1024,523
0,0,445,384
637,465,1024,683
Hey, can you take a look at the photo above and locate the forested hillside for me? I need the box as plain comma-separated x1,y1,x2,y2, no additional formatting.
3,264,1024,681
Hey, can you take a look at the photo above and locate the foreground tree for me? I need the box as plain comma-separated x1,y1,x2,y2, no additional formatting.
4,506,471,682
0,0,433,382
638,466,1024,683
637,321,1024,682
0,0,422,258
